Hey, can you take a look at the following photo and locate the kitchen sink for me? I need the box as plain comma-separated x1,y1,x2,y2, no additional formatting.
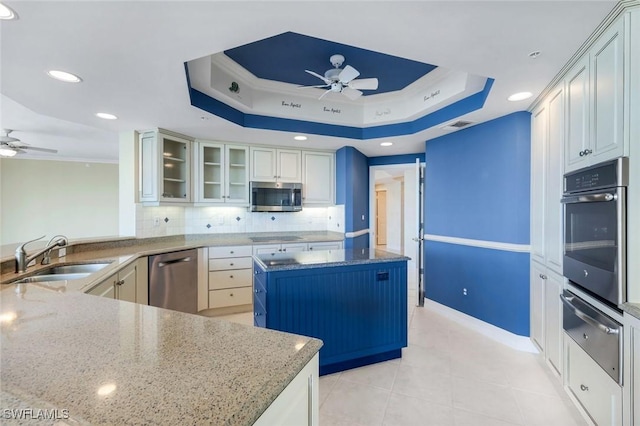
11,262,111,284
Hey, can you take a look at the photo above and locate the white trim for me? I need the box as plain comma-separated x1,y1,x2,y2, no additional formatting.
423,299,539,353
345,229,369,239
424,234,530,253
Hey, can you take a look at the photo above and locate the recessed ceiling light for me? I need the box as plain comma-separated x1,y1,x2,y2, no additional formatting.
0,2,18,20
96,112,117,120
294,135,307,141
47,70,82,83
507,92,533,102
380,142,393,147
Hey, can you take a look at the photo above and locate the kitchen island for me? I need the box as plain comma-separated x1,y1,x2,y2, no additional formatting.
253,248,409,375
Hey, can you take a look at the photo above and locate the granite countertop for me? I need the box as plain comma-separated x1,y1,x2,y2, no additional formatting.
1,232,335,424
254,248,410,272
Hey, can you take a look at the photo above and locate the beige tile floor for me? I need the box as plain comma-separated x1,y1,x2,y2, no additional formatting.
218,294,587,426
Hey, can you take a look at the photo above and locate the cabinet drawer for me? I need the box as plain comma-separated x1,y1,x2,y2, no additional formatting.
209,245,252,258
209,256,253,271
566,336,622,425
209,269,252,290
209,286,252,308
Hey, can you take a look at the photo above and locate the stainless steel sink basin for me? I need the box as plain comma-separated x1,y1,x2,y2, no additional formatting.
11,263,111,284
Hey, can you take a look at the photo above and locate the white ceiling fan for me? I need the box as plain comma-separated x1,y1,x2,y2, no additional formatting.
302,54,379,100
0,129,58,157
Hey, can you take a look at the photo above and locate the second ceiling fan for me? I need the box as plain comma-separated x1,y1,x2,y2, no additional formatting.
302,54,379,100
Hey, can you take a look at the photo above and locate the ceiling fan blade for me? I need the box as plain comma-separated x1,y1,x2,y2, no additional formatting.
298,84,330,89
23,146,58,154
305,70,331,85
318,89,332,100
338,65,360,84
342,87,363,100
349,78,379,91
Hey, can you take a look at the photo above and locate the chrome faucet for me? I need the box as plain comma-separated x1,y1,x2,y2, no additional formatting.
15,235,68,273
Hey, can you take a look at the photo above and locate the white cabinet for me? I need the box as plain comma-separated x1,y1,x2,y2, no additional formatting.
139,129,192,204
530,104,547,264
253,353,319,426
250,147,302,183
530,261,546,352
207,245,253,314
565,336,622,425
544,269,563,376
565,19,626,172
623,313,640,426
86,261,141,303
195,142,249,204
302,151,335,206
253,243,308,256
308,241,343,251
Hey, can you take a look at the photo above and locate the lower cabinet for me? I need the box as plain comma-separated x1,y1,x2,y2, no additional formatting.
207,245,253,314
623,313,640,426
253,243,308,256
565,336,622,425
530,260,563,376
86,259,146,303
307,241,343,251
253,353,319,426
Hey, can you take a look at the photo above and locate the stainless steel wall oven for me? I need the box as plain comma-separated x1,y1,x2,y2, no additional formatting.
561,157,628,308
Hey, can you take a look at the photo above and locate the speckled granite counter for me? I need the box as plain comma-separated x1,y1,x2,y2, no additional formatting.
0,283,322,425
254,248,410,272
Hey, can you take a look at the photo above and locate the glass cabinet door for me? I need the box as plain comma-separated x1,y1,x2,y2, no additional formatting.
161,135,190,202
226,145,249,204
198,143,224,202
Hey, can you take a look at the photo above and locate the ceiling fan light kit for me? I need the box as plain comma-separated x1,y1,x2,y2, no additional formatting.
0,129,58,157
302,54,379,100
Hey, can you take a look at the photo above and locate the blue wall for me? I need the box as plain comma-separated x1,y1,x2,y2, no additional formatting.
336,147,370,249
424,111,531,336
368,153,425,166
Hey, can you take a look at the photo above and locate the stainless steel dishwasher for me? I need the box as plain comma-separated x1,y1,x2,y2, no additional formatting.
149,249,198,314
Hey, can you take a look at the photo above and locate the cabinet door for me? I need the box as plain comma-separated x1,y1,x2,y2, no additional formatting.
277,149,302,182
302,151,335,205
159,133,191,202
280,243,307,253
139,132,159,202
308,241,343,251
87,274,116,299
116,262,137,303
196,142,225,203
633,327,640,426
544,269,563,376
226,145,249,203
530,261,545,351
250,147,277,182
565,58,590,172
530,105,547,264
545,85,565,273
253,245,282,256
590,19,625,163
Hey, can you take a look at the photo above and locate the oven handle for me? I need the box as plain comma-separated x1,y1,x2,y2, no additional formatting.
561,193,616,204
560,294,619,335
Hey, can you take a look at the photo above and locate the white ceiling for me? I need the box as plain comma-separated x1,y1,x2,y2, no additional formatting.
0,1,617,162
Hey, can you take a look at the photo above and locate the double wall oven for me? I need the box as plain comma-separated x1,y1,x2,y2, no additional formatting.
560,157,628,385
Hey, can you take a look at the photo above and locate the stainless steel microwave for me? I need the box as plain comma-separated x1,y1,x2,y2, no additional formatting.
250,182,302,212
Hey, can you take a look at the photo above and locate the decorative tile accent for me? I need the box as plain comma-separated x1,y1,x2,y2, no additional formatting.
206,224,212,229
236,216,241,222
271,216,276,221
164,217,169,223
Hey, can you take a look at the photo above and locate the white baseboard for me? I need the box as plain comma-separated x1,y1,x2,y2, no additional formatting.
423,299,539,353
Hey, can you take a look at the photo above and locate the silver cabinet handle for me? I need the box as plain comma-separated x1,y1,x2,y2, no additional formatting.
560,294,619,335
580,384,589,391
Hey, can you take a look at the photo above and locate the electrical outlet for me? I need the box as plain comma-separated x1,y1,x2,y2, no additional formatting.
154,217,160,227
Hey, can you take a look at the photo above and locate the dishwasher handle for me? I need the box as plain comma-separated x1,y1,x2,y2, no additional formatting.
158,256,193,267
560,294,619,335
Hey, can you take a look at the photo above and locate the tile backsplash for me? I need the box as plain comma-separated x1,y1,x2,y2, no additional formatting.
136,205,345,238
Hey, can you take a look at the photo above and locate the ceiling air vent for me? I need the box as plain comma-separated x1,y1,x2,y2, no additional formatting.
442,120,474,130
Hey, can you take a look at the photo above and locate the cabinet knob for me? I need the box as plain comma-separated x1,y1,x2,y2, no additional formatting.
254,289,261,293
229,293,234,297
580,384,589,392
579,150,585,157
230,275,234,279
255,312,263,316
585,149,592,155
230,251,234,254
282,248,287,252
229,263,234,266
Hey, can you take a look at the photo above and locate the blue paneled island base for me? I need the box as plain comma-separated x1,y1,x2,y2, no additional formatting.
253,248,409,375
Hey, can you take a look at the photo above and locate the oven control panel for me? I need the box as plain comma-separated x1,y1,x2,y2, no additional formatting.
564,158,625,193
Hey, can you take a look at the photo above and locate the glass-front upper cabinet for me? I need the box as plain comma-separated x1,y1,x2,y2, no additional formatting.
139,129,192,204
195,142,249,205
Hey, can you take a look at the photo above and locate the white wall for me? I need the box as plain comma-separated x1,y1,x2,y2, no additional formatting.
0,158,119,245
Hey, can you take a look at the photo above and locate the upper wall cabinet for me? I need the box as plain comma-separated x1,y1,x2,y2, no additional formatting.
250,147,302,183
194,142,249,205
565,19,626,172
302,151,335,206
139,129,193,204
